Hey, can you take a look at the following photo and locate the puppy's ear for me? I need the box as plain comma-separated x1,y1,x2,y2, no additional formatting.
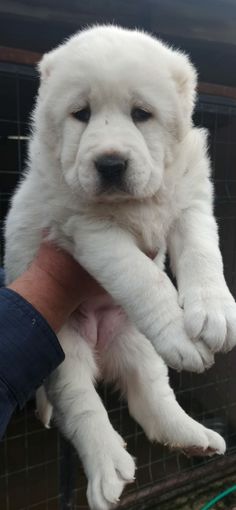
38,49,58,82
169,50,197,126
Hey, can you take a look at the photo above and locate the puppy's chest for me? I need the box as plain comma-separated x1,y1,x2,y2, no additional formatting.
114,198,175,255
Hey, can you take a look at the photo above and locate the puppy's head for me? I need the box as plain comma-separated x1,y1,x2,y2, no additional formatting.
35,25,197,202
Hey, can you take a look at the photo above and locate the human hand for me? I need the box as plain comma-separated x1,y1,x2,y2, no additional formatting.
8,241,102,332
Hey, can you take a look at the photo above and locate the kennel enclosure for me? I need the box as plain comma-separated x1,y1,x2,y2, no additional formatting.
1,1,236,508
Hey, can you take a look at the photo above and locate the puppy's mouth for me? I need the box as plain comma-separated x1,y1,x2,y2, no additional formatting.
96,182,131,201
94,181,135,202
100,178,127,193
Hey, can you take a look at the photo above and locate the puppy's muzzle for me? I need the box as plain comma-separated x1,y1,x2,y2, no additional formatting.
95,154,128,187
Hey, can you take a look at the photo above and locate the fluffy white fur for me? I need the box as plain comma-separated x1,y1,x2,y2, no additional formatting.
4,25,236,510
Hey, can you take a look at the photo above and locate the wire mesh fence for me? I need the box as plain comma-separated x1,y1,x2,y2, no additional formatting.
0,63,236,510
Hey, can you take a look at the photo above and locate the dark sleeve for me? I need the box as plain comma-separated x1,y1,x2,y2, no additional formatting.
0,288,65,437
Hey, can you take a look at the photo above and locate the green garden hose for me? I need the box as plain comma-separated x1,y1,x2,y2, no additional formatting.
200,484,236,510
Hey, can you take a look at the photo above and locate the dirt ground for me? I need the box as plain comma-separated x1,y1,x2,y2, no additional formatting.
157,474,236,510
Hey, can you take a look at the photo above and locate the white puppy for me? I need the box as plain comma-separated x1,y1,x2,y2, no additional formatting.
4,25,236,510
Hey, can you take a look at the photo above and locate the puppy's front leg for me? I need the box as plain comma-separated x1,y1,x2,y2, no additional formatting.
62,217,212,372
168,195,236,355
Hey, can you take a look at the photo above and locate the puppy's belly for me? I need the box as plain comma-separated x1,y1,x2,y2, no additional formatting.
71,293,127,349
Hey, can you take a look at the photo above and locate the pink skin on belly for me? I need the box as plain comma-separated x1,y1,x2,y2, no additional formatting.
71,293,127,350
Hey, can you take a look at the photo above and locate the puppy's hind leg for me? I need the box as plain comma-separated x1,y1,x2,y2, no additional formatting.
46,323,135,510
36,385,53,428
102,325,226,457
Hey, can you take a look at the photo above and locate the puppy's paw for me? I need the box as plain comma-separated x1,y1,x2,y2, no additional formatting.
182,285,236,353
180,427,226,457
154,316,214,372
163,415,226,457
86,432,135,510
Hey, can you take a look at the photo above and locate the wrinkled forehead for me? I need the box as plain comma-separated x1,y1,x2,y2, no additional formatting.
49,36,174,107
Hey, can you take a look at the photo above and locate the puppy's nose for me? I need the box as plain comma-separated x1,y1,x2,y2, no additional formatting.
95,155,127,184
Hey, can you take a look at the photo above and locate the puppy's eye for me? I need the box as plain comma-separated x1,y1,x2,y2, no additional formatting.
72,106,91,123
131,107,152,123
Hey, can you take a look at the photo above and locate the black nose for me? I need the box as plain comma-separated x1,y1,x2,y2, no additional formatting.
95,155,127,184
